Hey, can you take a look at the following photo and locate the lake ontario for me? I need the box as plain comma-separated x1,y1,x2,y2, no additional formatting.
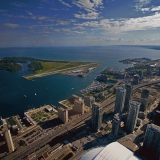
0,46,160,118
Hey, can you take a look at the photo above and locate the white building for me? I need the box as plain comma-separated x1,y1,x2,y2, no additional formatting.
73,99,84,115
4,129,15,153
58,107,68,123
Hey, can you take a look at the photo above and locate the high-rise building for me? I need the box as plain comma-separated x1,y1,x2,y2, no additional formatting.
84,96,95,107
154,110,160,126
111,113,121,137
4,129,15,153
138,70,143,80
140,89,150,112
126,101,140,133
73,99,84,115
133,75,139,85
143,124,160,158
114,87,126,115
140,98,149,112
124,84,133,112
141,89,150,99
58,107,68,123
92,103,102,131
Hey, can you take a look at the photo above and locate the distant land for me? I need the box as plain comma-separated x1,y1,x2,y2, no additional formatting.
0,57,101,80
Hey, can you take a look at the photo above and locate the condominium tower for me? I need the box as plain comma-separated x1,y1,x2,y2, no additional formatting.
92,103,102,131
140,88,150,112
143,124,160,158
111,113,121,137
126,101,140,133
114,87,126,115
124,84,133,112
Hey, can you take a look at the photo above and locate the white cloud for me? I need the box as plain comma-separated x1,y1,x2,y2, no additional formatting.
151,6,160,11
135,0,151,10
58,0,72,7
74,11,99,19
140,7,150,12
4,23,19,28
76,13,160,33
73,0,103,19
73,0,102,12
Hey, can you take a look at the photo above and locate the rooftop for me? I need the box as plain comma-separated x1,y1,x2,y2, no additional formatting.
80,142,141,160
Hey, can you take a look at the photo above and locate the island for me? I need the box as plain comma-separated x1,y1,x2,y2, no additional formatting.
0,57,101,80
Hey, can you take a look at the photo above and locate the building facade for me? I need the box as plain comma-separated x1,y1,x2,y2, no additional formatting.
111,113,121,136
58,107,68,123
126,101,140,133
92,103,102,131
140,98,148,112
84,96,95,107
73,99,84,115
124,84,133,112
133,75,139,85
114,87,126,115
4,129,15,153
140,89,150,112
143,124,160,158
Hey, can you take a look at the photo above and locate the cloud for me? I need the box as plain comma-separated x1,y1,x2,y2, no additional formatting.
140,7,150,12
73,0,103,19
76,12,160,33
58,0,72,7
10,2,28,8
73,0,103,12
0,10,8,13
4,23,20,28
135,0,151,10
151,6,160,11
74,11,99,19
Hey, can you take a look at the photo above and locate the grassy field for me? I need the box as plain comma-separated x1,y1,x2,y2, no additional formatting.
23,61,100,80
35,61,69,74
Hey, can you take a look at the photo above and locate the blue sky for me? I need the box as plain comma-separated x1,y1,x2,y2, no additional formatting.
0,0,160,47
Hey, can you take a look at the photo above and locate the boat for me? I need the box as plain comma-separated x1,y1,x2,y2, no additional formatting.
24,95,26,97
35,93,36,96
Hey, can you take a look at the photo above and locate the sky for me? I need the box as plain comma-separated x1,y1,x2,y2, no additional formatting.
0,0,160,47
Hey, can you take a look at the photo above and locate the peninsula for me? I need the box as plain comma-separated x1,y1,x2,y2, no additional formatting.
0,57,101,80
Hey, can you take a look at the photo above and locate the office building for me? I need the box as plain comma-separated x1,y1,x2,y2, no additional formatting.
143,124,160,158
124,84,133,112
140,98,148,112
126,101,140,133
92,103,102,131
4,129,15,153
140,89,150,112
73,99,84,115
138,70,143,80
114,87,126,115
58,107,68,123
111,113,121,136
133,75,139,85
154,110,160,126
84,96,95,107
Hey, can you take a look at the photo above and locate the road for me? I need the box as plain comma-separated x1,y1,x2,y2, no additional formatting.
3,80,160,160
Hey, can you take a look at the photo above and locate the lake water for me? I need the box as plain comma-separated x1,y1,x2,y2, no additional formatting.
0,46,160,118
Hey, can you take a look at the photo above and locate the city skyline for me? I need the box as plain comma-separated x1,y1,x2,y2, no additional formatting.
0,0,160,47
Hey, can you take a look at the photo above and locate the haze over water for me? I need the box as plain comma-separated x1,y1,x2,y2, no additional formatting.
0,46,160,118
